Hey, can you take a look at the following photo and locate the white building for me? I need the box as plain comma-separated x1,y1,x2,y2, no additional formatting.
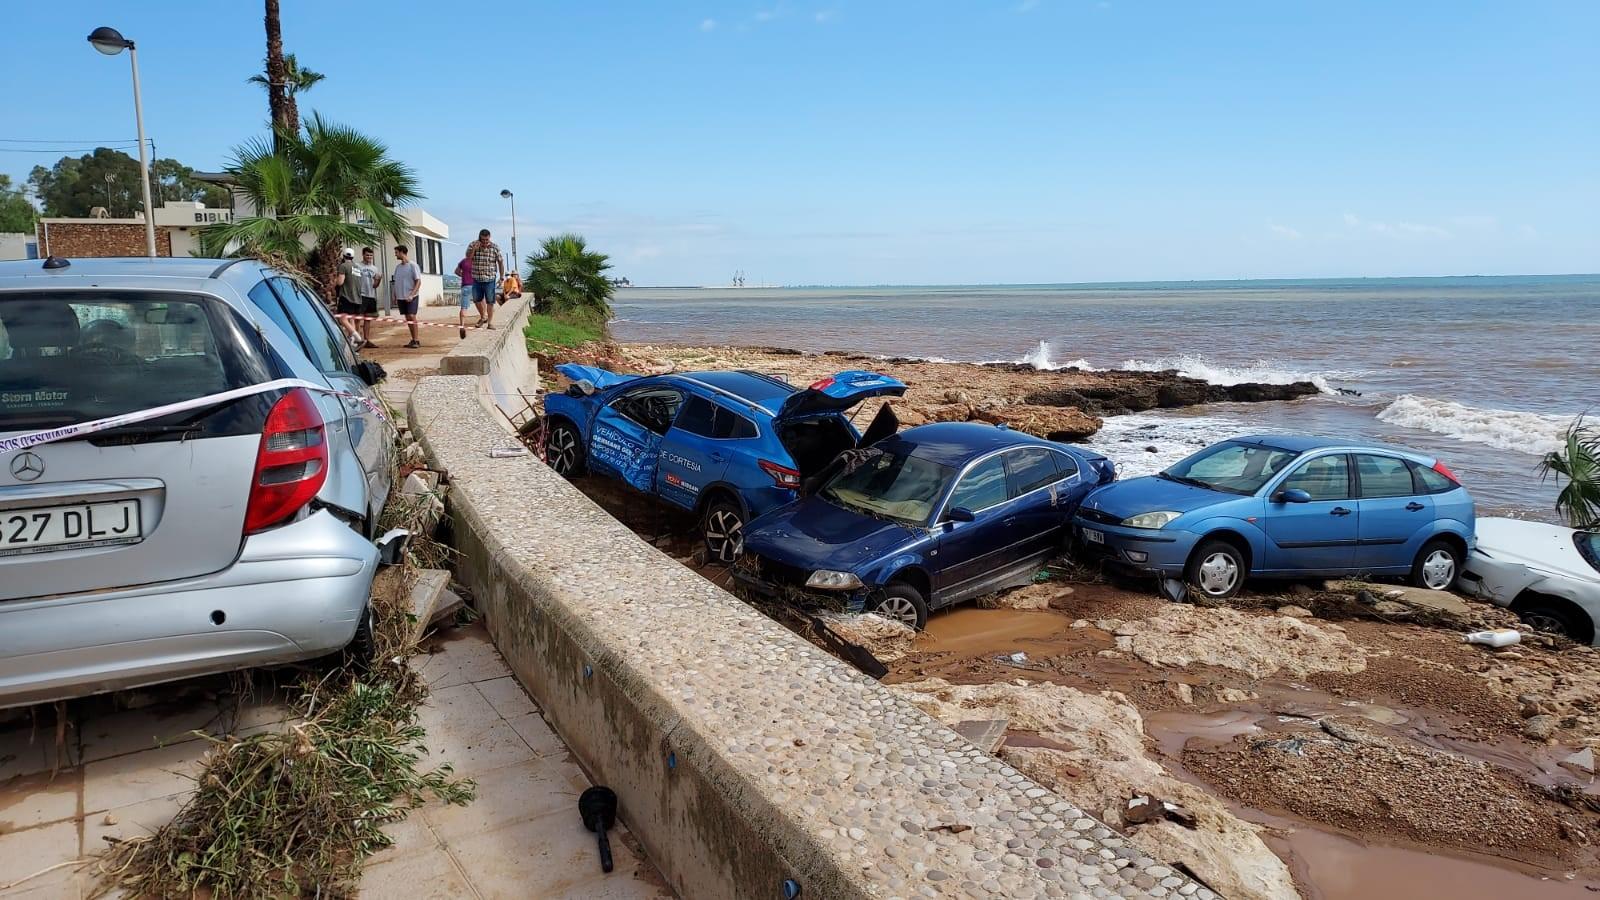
0,233,35,261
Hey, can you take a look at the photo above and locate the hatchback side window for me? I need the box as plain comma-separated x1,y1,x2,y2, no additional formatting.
1355,454,1416,498
1005,447,1062,497
269,278,347,374
673,395,718,437
716,409,758,440
947,456,1009,512
246,280,302,354
1410,462,1457,494
1281,454,1350,501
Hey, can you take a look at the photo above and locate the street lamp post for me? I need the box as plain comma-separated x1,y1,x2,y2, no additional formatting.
88,26,157,258
500,189,518,270
103,173,115,216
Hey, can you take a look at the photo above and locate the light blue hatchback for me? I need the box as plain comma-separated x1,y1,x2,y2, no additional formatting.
1073,435,1475,599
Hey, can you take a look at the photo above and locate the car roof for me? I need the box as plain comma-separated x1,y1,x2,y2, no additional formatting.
681,370,797,411
0,257,271,314
889,421,1056,466
1231,433,1430,458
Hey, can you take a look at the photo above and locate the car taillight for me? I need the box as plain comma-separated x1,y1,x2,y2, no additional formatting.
808,377,836,391
759,459,803,489
244,388,328,533
1432,460,1460,485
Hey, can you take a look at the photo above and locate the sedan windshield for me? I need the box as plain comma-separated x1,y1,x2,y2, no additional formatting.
821,449,954,525
1578,532,1600,576
1163,441,1301,496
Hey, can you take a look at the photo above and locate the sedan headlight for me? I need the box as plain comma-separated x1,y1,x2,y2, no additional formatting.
1122,510,1181,530
806,570,864,591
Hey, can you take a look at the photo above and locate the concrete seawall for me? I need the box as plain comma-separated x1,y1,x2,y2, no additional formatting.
408,318,1204,899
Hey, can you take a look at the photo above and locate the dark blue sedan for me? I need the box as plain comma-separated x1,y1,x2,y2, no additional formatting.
736,422,1116,628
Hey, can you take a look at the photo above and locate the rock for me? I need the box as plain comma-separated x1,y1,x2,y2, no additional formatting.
1110,605,1367,679
400,441,426,466
968,403,1103,441
942,389,972,404
977,583,1056,610
1276,605,1314,619
1518,694,1554,718
919,402,975,424
1145,445,1159,453
1216,381,1321,403
1169,682,1195,704
401,470,440,497
1371,600,1414,618
893,678,1298,900
1523,714,1559,742
888,401,928,427
1561,747,1595,775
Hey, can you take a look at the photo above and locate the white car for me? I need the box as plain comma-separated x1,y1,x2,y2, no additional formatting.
1459,517,1600,645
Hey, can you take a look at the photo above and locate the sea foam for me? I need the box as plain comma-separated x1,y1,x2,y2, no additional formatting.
1007,343,1345,395
1375,395,1575,456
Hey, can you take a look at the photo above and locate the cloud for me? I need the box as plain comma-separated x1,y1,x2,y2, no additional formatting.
1342,213,1451,240
699,18,717,31
1268,222,1302,240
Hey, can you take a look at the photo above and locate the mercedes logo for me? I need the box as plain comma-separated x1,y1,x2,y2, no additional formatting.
10,452,44,482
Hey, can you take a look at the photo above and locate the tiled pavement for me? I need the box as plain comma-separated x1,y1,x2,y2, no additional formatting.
0,623,672,899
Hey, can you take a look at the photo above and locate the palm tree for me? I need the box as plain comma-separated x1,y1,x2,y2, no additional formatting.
199,114,421,302
262,0,291,147
1539,419,1600,529
525,234,615,324
248,52,324,136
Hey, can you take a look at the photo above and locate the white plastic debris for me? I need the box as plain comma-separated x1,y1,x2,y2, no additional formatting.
488,446,530,458
1464,628,1522,648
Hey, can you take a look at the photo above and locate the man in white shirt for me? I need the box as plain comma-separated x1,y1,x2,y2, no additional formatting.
391,244,424,348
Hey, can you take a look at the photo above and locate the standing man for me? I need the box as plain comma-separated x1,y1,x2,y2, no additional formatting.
453,250,474,339
391,243,423,349
467,229,504,332
356,247,381,345
334,249,365,347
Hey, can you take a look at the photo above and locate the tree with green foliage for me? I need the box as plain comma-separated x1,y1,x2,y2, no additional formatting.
1540,418,1600,529
26,148,228,217
0,175,36,233
199,114,420,302
249,51,323,137
525,234,615,325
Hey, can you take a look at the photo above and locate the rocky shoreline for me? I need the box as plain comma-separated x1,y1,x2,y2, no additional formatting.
560,342,1323,443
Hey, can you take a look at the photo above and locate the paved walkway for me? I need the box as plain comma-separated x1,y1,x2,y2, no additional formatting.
0,623,671,899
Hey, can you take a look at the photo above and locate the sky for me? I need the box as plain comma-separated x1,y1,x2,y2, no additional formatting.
2,1,1596,286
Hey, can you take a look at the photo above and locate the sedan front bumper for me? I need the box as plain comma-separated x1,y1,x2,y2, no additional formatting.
1072,518,1196,577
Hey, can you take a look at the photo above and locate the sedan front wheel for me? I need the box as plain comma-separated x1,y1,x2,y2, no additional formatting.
1186,539,1246,600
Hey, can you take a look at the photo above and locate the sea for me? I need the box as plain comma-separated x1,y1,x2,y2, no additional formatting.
610,276,1600,520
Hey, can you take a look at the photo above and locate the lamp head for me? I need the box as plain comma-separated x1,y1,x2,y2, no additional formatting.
500,189,513,199
88,26,131,55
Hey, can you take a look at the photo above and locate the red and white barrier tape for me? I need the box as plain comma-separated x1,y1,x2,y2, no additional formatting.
1,378,391,458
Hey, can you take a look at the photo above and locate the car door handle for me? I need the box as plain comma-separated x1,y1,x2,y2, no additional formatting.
1406,502,1425,511
1330,507,1352,517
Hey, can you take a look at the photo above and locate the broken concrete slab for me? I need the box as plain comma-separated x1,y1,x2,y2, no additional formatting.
408,570,451,645
953,719,1009,754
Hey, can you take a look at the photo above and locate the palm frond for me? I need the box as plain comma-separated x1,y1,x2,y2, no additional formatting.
1539,417,1600,529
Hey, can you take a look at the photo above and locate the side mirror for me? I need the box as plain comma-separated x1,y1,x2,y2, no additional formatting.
1275,488,1313,504
946,506,977,524
353,360,387,386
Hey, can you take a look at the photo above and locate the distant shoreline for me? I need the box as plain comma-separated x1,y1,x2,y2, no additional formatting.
617,272,1600,292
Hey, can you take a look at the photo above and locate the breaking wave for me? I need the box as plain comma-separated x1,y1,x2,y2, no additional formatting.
1375,395,1575,456
1005,344,1346,394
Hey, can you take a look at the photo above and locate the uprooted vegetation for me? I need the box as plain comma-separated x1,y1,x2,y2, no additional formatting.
94,480,474,899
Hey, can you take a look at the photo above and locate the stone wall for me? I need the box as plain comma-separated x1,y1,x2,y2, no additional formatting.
407,321,1204,900
37,221,172,258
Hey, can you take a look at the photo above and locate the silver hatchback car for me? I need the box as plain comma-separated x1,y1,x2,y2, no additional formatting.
0,256,393,709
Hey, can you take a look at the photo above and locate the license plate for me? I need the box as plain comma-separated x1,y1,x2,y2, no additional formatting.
0,499,143,556
1082,527,1105,544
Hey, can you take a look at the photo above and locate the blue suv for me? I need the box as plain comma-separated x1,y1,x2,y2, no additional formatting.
736,422,1116,629
543,365,906,562
1074,435,1474,599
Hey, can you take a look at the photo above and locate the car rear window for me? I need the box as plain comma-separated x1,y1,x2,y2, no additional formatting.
0,291,269,430
1577,532,1600,576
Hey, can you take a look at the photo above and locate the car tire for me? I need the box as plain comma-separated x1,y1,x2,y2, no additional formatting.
1186,539,1246,600
702,497,746,565
1514,597,1594,644
545,420,585,478
344,604,377,670
1410,539,1461,591
872,583,929,631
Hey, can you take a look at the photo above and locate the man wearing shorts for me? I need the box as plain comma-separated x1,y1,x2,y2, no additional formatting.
467,229,504,331
334,249,366,347
357,247,381,343
391,244,423,349
454,250,475,339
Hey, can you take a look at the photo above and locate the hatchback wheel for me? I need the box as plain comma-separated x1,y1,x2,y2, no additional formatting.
1514,598,1594,644
1410,539,1460,591
702,498,745,564
1186,540,1245,600
872,583,929,631
545,421,584,477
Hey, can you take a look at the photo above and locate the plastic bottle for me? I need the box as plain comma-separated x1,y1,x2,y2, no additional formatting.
1464,629,1521,648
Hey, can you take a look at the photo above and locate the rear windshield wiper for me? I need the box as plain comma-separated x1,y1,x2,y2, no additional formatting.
87,423,204,444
